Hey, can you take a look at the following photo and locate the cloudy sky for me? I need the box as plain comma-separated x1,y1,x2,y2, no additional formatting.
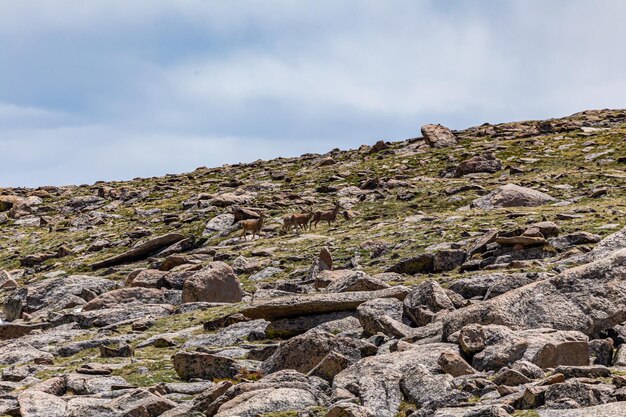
2,0,626,187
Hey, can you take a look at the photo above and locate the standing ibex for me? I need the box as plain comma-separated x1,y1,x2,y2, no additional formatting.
282,209,314,232
312,202,342,227
240,213,265,241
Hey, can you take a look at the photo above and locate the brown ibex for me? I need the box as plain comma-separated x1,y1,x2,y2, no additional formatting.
292,210,314,230
282,214,296,232
240,213,265,241
312,202,341,227
282,209,314,232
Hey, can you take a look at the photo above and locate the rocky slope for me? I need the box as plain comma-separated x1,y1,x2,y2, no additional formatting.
0,108,625,417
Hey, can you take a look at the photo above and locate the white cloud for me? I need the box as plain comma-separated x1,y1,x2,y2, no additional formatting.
1,0,626,186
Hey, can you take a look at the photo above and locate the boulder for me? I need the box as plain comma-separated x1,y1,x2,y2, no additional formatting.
196,371,329,417
385,254,434,274
422,124,457,148
82,287,168,311
172,351,240,380
537,402,626,417
404,281,455,326
449,272,549,300
241,286,410,321
455,153,503,177
182,262,242,303
544,380,613,408
91,233,186,269
202,213,236,238
264,311,356,338
400,364,460,408
333,343,459,417
357,297,412,338
443,249,626,339
433,249,467,272
327,403,375,417
471,184,557,210
325,271,389,293
307,351,352,382
18,391,66,417
462,325,589,371
3,275,117,321
437,352,475,377
261,330,375,375
584,225,626,262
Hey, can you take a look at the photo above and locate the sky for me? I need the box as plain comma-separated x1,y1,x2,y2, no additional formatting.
1,1,626,187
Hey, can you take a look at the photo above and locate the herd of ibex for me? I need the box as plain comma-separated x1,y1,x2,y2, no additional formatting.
238,202,343,241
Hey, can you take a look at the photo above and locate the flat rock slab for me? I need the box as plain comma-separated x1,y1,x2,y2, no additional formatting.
241,286,410,321
0,323,46,340
91,233,186,269
538,402,626,416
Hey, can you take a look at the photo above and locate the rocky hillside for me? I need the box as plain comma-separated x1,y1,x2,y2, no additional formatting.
0,109,625,417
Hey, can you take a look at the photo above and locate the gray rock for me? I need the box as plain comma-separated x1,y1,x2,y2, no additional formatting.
333,343,459,417
544,380,613,408
66,373,131,394
443,249,626,340
400,364,459,408
471,184,557,210
357,297,413,338
404,281,455,326
455,153,503,177
325,271,389,293
538,402,626,416
182,262,242,303
172,351,240,380
422,124,457,148
261,330,375,375
83,287,170,310
91,233,186,269
242,286,410,321
264,312,356,338
3,275,117,321
203,213,236,238
18,391,66,417
184,320,268,348
202,371,329,417
449,272,550,300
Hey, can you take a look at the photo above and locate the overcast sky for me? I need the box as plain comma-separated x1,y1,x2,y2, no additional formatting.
2,0,626,187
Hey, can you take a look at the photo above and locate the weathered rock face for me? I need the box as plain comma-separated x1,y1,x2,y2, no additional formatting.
471,183,557,210
82,287,169,310
584,225,626,262
18,390,67,417
443,248,626,339
91,233,186,269
449,272,550,300
461,325,589,371
333,343,459,417
202,213,236,238
455,152,503,177
324,271,389,293
404,281,455,326
261,330,375,375
357,297,412,337
264,311,356,338
197,370,330,417
3,275,117,321
241,286,410,321
421,124,457,148
537,402,626,417
172,351,240,380
182,262,242,303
